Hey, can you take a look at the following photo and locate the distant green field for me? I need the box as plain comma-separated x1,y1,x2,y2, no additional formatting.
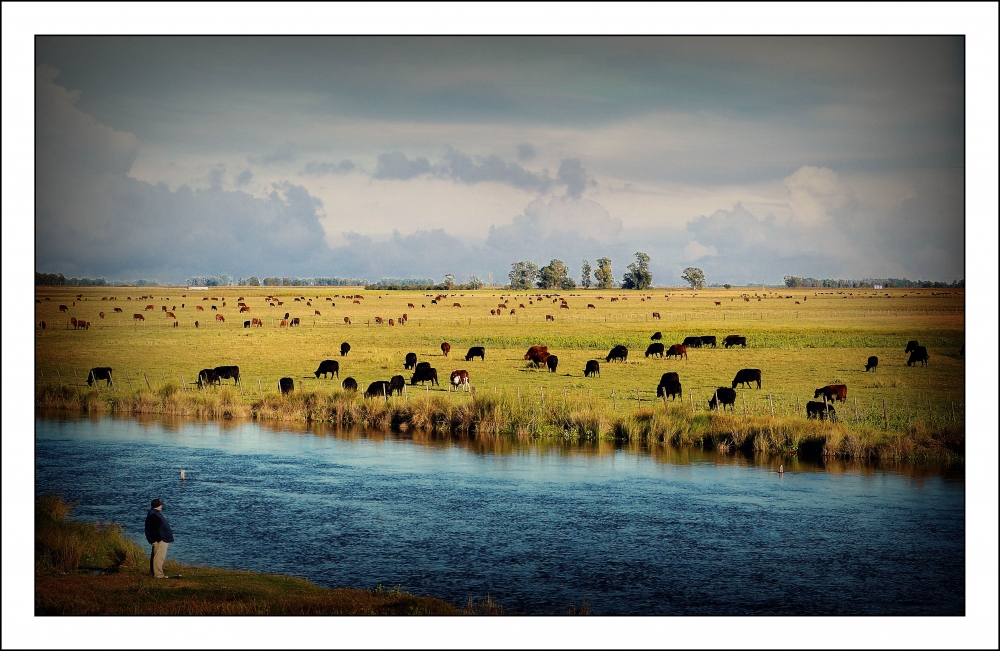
35,285,964,432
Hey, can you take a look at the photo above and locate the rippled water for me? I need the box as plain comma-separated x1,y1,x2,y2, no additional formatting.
35,414,964,615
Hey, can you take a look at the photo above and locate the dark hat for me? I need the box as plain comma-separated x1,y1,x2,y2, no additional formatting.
151,498,164,508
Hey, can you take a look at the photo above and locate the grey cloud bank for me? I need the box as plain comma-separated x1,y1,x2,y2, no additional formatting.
34,37,965,285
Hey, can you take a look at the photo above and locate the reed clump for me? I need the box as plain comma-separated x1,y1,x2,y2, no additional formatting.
35,495,145,574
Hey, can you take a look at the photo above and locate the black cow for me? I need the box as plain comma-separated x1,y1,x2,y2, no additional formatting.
584,360,601,377
645,343,665,358
657,380,682,401
214,365,241,385
904,340,920,354
284,312,290,320
341,342,351,356
865,356,879,372
682,336,703,348
365,380,391,399
244,320,251,328
315,360,339,379
732,368,762,389
197,368,221,389
606,345,628,363
708,387,737,410
415,361,431,374
724,336,747,349
546,355,558,372
278,377,294,394
700,335,717,348
86,367,113,387
650,331,662,341
465,346,486,361
388,375,406,396
907,346,929,367
341,377,358,392
404,352,418,370
806,400,837,422
659,372,679,385
410,367,439,386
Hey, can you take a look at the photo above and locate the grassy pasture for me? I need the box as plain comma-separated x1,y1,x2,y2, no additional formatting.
35,285,964,452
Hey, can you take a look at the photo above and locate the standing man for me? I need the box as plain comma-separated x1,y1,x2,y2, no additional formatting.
144,498,175,579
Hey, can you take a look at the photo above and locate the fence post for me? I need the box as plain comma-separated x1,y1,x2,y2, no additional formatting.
126,371,134,392
769,394,774,418
854,397,859,424
74,370,79,385
612,389,616,411
883,398,888,430
143,373,151,390
742,392,747,418
906,400,911,429
690,389,694,415
181,374,186,391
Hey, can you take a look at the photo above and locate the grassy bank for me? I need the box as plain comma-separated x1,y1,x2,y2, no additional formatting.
36,383,964,462
35,496,470,615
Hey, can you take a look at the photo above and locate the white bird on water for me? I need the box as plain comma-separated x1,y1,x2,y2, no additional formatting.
778,464,784,474
180,469,186,480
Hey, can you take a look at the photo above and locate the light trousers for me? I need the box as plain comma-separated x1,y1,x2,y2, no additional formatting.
150,541,169,578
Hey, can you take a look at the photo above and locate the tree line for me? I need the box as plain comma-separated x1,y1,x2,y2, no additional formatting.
783,276,965,289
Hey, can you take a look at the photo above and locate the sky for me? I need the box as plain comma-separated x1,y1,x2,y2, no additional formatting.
34,36,966,286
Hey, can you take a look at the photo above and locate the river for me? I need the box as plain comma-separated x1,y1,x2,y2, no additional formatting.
35,414,964,615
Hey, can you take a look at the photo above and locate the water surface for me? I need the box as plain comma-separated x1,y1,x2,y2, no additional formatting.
35,414,964,615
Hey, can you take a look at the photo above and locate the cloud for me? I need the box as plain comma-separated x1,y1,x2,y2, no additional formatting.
248,140,298,166
235,169,253,186
440,147,551,193
207,166,225,188
682,240,718,260
301,159,356,176
517,143,536,161
556,158,596,199
372,152,433,179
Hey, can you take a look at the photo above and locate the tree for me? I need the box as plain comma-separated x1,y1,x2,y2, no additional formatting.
580,260,592,288
443,274,456,290
263,277,282,286
537,259,575,289
247,277,261,286
621,252,653,290
508,261,539,289
723,283,732,290
594,257,614,289
681,267,705,290
466,275,484,290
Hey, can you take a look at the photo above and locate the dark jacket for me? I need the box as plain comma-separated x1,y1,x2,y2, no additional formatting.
145,509,175,544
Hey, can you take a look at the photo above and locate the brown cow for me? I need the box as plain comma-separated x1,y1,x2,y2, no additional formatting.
173,321,179,328
441,342,451,356
70,317,78,328
453,303,461,307
99,312,105,319
133,313,145,322
388,318,395,326
166,312,176,319
280,319,288,327
375,316,383,324
353,299,360,304
344,317,351,325
114,307,123,313
240,306,250,313
216,314,225,322
714,301,722,306
77,320,90,330
814,384,847,403
652,312,661,319
665,344,688,360
196,305,204,311
587,304,596,309
195,321,199,328
560,304,569,309
162,306,167,312
611,297,618,302
408,303,415,308
450,370,470,392
59,305,69,312
524,346,550,366
145,304,154,311
251,318,263,327
546,315,555,321
314,310,321,316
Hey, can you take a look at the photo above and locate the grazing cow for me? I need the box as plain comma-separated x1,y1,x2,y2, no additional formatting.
559,304,569,309
365,380,392,399
388,375,406,396
546,355,559,372
714,301,722,306
659,372,680,386
651,332,662,341
732,369,762,389
546,315,555,322
133,313,145,322
408,303,415,308
611,297,618,302
70,317,78,328
806,401,837,422
86,367,113,387
290,318,300,326
214,366,241,385
865,356,879,372
114,307,123,313
682,336,703,348
587,304,596,309
415,361,431,373
665,344,688,360
645,343,665,358
77,320,90,330
904,340,920,354
450,370,470,391
216,314,225,323
314,310,321,316
453,303,461,308
584,360,601,377
708,387,737,411
197,368,221,389
279,377,294,394
173,322,179,328
814,384,848,402
410,366,439,386
606,345,628,363
244,320,251,328
341,342,351,356
907,346,930,367
723,335,747,348
99,312,105,319
658,380,682,401
211,305,218,311
490,310,496,316
341,377,358,392
524,346,549,365
652,312,661,319
344,317,351,325
280,320,288,328
251,318,263,327
145,305,154,311
166,312,176,319
375,317,384,325
284,312,290,320
196,305,204,311
195,321,199,328
315,360,339,378
519,304,525,308
241,306,250,313
700,335,717,348
465,346,486,361
59,305,69,312
162,306,168,312
389,319,395,326
441,342,451,357
404,352,418,370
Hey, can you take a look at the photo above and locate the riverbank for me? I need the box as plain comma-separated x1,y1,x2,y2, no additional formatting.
36,384,964,462
34,496,469,615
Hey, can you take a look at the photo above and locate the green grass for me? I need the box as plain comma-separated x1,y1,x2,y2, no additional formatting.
35,285,965,459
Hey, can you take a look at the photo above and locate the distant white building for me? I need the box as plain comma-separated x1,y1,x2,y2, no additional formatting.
873,284,883,290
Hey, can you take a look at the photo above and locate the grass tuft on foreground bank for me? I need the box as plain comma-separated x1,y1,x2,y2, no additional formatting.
35,496,464,615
